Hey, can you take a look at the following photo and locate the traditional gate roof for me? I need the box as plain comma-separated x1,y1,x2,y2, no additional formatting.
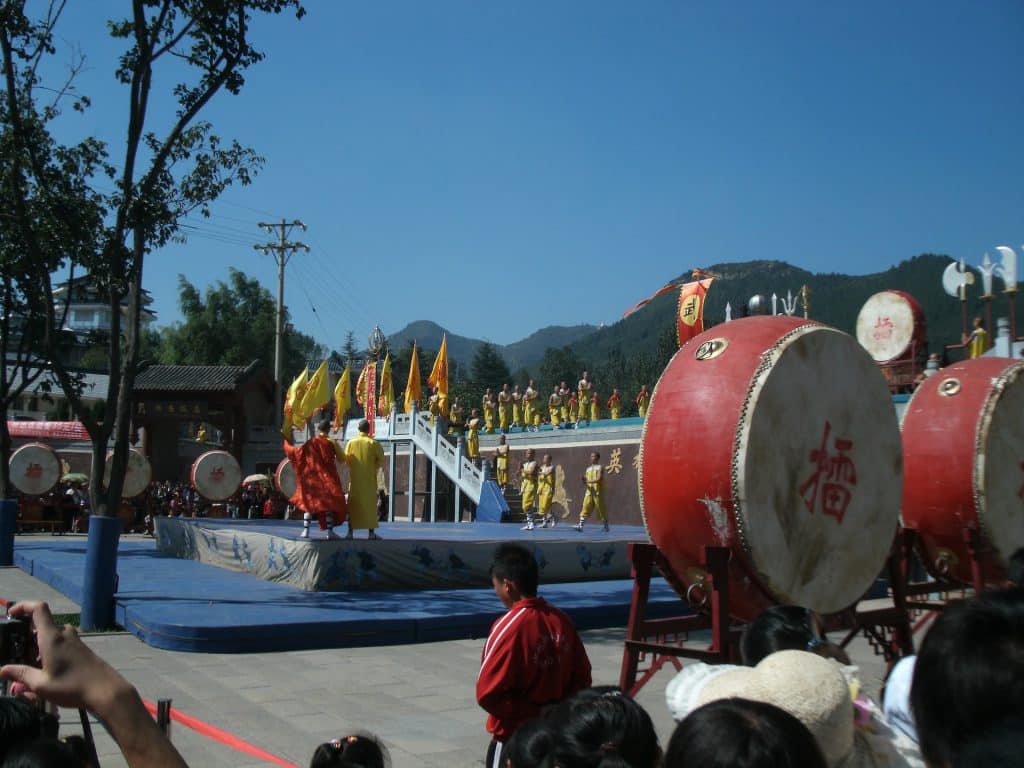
133,361,267,393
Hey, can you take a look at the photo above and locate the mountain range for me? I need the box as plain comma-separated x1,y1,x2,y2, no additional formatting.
386,254,993,372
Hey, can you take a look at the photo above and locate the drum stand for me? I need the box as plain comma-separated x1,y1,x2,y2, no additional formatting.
619,543,744,697
619,538,919,697
898,524,990,615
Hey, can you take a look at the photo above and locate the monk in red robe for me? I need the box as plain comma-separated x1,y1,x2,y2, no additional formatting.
283,419,347,539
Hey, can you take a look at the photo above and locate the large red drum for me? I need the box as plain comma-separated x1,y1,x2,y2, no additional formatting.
855,290,927,363
103,449,152,498
274,458,297,499
640,316,903,621
190,450,242,501
901,357,1024,583
9,442,60,496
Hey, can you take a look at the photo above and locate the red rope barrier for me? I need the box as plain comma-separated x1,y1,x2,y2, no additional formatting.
142,699,298,768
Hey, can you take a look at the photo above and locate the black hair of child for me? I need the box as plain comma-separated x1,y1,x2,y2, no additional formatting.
911,587,1024,768
665,698,827,768
490,543,539,597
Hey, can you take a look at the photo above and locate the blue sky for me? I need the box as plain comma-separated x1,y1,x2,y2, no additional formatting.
47,2,1024,349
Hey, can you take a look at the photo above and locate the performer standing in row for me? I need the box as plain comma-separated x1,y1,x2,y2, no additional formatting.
558,381,571,424
635,384,650,418
494,435,511,490
344,419,385,540
497,384,512,433
467,409,483,464
511,385,522,429
548,386,562,429
520,448,539,531
537,454,557,528
607,389,622,420
482,389,497,434
575,451,608,532
577,371,593,427
283,419,347,540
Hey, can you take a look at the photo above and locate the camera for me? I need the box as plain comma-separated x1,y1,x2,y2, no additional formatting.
0,616,34,666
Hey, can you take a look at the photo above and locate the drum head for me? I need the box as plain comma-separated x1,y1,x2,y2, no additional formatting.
978,364,1024,564
856,291,918,362
104,449,152,498
275,458,296,498
736,326,902,614
9,442,60,496
191,450,242,501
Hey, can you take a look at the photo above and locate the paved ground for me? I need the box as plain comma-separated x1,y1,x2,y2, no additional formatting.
0,540,896,768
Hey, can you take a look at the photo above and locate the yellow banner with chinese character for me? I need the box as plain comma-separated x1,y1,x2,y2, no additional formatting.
677,278,714,346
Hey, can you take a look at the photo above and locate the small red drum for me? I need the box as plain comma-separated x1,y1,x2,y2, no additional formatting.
275,458,297,499
855,290,927,363
901,357,1024,583
640,316,903,621
103,449,152,498
190,450,242,501
9,442,61,496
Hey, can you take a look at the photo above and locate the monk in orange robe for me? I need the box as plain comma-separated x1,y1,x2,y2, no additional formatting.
283,419,347,539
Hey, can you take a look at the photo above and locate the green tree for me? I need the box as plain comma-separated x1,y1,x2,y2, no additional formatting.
538,345,584,394
470,342,511,391
160,269,322,372
0,0,305,625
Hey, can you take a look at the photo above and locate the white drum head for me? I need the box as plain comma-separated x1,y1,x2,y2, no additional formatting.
191,450,242,501
104,449,152,498
275,458,296,498
856,291,917,362
735,326,902,614
977,364,1024,564
9,443,60,496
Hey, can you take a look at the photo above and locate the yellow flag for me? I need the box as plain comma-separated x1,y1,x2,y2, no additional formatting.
281,368,309,436
376,353,394,415
356,363,369,406
298,360,329,424
332,362,351,432
404,344,422,414
428,334,449,396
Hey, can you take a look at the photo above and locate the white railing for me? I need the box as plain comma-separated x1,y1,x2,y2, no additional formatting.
376,407,484,504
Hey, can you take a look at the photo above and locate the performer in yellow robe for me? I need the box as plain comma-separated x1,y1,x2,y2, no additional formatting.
283,419,347,540
448,398,464,435
497,384,511,432
967,317,989,359
523,380,539,432
567,393,578,427
577,372,593,427
548,387,562,429
537,454,557,528
607,389,623,420
511,385,522,429
344,419,385,539
466,410,482,461
519,448,539,530
589,390,601,423
635,385,650,418
559,382,571,423
494,435,511,489
482,390,497,434
575,451,608,532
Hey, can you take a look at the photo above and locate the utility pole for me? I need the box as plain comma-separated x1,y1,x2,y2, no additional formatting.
255,219,309,415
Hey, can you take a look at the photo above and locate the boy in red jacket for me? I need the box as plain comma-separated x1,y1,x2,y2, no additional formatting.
477,543,592,768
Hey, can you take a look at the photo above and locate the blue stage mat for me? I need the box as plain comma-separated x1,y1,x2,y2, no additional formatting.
13,538,687,653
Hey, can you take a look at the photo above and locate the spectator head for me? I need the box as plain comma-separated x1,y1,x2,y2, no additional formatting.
548,686,660,768
1006,547,1024,586
309,732,390,768
954,717,1024,768
358,420,370,434
316,419,331,435
665,698,827,768
0,699,59,764
911,588,1024,768
740,605,850,666
2,737,84,768
503,718,558,768
666,651,867,767
489,543,538,602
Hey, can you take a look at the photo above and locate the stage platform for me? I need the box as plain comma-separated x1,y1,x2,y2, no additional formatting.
154,518,647,591
11,536,686,653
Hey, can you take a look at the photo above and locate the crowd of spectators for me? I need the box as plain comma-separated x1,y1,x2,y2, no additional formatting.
2,543,1022,767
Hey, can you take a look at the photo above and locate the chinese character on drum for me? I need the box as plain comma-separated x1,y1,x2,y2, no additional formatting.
799,421,857,524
